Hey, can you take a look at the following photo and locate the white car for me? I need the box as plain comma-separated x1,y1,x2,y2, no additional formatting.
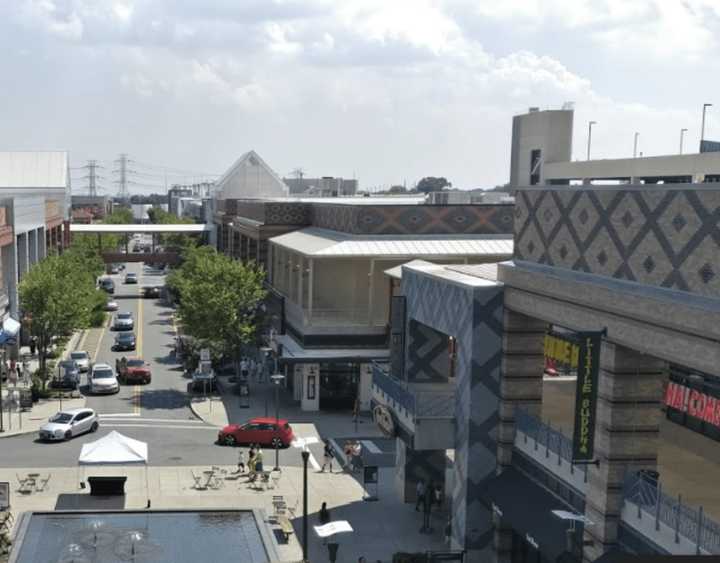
105,300,119,311
89,363,119,394
39,407,99,441
70,351,90,373
113,312,134,331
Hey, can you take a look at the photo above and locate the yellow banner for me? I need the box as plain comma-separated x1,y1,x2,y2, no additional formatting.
543,333,579,368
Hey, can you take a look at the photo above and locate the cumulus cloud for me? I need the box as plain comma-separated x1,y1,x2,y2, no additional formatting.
0,0,718,189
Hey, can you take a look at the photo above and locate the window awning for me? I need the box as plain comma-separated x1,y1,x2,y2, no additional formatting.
481,467,582,562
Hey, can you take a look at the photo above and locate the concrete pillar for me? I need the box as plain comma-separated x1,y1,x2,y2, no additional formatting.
307,259,314,326
16,234,28,282
395,439,446,503
497,310,547,469
38,227,46,260
582,342,666,561
358,363,372,411
297,256,304,312
28,229,38,266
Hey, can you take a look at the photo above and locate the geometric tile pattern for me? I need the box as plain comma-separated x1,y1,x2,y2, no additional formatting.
514,188,720,297
311,204,515,235
402,268,503,559
407,319,450,382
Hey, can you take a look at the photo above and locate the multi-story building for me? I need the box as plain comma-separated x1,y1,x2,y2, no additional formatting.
372,111,720,563
0,151,71,338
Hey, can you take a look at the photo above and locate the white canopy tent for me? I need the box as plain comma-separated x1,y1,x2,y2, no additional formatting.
78,431,149,505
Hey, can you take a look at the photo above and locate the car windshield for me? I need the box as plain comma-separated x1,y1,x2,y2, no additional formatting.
118,312,132,319
59,361,76,368
93,369,114,379
127,274,136,278
50,413,73,423
127,359,144,367
71,352,88,360
117,333,134,340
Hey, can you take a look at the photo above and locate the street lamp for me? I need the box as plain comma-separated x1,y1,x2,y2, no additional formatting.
680,128,688,154
633,132,640,158
301,449,309,563
701,103,713,151
587,121,597,161
270,373,285,471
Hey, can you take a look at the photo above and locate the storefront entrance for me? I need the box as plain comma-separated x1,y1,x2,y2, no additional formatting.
319,362,360,410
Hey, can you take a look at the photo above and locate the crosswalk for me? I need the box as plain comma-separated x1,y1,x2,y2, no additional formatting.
98,414,214,431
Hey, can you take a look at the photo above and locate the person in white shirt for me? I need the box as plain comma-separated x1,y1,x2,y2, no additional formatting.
415,480,426,511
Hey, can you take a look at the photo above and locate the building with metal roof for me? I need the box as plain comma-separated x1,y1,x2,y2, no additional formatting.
215,150,289,200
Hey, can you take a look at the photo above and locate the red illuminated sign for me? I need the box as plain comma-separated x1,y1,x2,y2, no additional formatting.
664,381,720,428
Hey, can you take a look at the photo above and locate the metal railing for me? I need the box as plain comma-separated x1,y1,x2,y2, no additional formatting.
623,472,720,554
372,362,456,418
514,408,587,478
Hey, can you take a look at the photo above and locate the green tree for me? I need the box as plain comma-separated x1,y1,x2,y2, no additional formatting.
20,253,101,387
167,246,266,374
147,208,198,251
416,176,451,193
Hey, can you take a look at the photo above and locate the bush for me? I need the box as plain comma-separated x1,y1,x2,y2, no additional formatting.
89,308,106,327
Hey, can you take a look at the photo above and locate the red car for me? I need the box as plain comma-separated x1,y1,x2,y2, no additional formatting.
218,417,294,448
117,357,152,384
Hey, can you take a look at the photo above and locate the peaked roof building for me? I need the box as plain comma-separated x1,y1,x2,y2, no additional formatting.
215,150,288,199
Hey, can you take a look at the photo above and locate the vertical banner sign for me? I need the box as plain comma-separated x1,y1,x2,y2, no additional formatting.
572,331,602,461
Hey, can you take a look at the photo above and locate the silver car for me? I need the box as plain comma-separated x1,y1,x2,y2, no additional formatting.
70,350,90,373
90,363,119,394
113,312,134,331
39,407,99,441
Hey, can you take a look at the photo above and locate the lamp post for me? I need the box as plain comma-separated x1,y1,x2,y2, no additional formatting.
270,373,285,471
587,121,597,161
680,128,688,154
301,449,309,563
700,103,713,150
633,132,639,158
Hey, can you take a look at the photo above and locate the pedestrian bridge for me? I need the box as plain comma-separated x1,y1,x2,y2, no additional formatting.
69,223,213,234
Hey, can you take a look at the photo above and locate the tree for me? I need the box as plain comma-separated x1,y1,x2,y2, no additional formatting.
19,253,101,387
147,208,198,251
388,185,406,194
167,246,266,374
416,177,451,193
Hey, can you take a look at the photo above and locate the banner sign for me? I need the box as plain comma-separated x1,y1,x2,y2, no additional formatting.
544,332,580,369
665,381,720,428
572,331,603,461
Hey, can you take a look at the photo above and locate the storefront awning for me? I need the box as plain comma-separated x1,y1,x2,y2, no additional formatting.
275,334,389,364
481,467,581,562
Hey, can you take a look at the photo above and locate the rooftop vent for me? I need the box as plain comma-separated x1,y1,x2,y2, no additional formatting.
528,107,540,113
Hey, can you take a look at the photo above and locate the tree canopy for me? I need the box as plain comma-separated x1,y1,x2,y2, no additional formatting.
167,246,266,367
416,176,451,193
19,252,105,385
147,207,198,251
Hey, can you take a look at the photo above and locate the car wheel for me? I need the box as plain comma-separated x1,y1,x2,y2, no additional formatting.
91,421,99,433
271,437,283,448
223,435,236,447
64,430,73,441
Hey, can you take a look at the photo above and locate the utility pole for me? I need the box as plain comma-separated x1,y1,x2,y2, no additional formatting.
587,121,597,161
633,132,639,158
84,160,102,196
113,153,132,203
700,103,713,151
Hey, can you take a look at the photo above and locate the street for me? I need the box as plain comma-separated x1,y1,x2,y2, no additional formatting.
1,261,315,468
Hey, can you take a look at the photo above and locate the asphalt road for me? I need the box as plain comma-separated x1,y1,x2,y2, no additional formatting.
0,260,315,468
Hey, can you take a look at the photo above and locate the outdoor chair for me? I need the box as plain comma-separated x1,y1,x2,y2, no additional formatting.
190,470,206,490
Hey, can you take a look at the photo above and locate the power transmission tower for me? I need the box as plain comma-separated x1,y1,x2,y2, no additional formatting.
113,153,134,202
79,160,104,196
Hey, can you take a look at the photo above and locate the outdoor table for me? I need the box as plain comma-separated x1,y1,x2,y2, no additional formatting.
202,471,215,489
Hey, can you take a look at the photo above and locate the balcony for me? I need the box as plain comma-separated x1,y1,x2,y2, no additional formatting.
284,299,387,329
371,362,455,450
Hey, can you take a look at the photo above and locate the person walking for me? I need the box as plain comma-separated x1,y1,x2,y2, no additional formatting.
351,441,363,473
236,449,246,474
415,479,426,512
319,501,331,545
321,440,334,473
29,337,37,356
247,446,257,481
255,446,264,475
240,357,249,380
434,482,443,508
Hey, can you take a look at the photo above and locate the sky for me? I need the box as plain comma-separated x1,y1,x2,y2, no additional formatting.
1,0,720,193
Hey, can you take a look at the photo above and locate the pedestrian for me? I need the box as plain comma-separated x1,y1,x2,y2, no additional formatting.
319,501,331,545
29,337,37,356
444,517,452,544
321,439,334,473
434,483,443,508
415,479,426,511
351,441,363,473
255,446,264,479
247,446,257,480
236,449,246,474
240,357,249,379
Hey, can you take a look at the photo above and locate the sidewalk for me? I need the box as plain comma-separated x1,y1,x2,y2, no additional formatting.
0,324,103,438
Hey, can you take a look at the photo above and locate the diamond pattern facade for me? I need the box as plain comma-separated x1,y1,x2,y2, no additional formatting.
402,269,503,558
514,188,720,297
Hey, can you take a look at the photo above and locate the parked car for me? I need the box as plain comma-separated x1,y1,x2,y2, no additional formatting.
99,278,115,294
143,286,161,298
39,407,99,441
113,311,134,331
49,360,80,390
70,351,90,373
187,367,217,393
89,363,119,394
114,332,136,351
217,417,294,448
109,264,120,274
125,273,138,284
117,357,151,384
105,299,119,312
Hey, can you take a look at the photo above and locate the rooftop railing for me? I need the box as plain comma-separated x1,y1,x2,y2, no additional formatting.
372,362,455,419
